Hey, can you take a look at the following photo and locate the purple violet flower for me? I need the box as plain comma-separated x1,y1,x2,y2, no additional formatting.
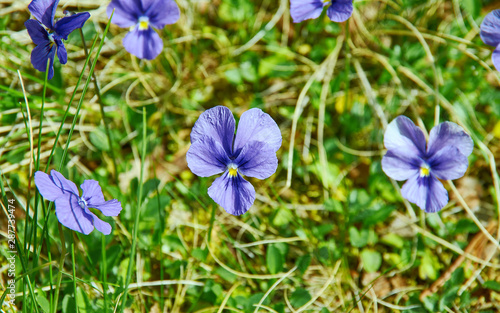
480,9,500,71
25,0,90,79
186,106,282,216
107,0,180,60
381,116,473,213
290,0,353,23
35,170,122,235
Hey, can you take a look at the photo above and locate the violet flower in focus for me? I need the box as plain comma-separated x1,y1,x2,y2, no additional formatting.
25,0,90,79
107,0,180,60
290,0,353,23
381,116,473,213
35,170,122,235
186,106,282,216
480,9,500,71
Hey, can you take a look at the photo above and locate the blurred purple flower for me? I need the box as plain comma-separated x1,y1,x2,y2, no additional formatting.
290,0,353,23
186,106,282,216
480,9,500,71
381,116,473,213
35,170,122,235
25,0,90,79
107,0,180,60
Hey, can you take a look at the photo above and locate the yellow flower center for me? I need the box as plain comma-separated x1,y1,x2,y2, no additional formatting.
420,164,430,177
228,164,238,177
138,16,149,30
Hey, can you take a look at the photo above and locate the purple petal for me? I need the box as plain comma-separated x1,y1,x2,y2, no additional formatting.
480,9,500,47
401,174,448,213
208,171,256,216
54,12,90,40
122,26,163,60
234,141,278,179
28,0,58,29
190,106,236,156
86,210,112,235
81,180,105,204
30,41,56,80
384,116,426,158
427,121,473,157
381,149,420,181
55,39,67,64
428,146,469,180
50,170,79,195
55,193,94,234
25,19,50,45
233,108,282,156
289,0,326,23
142,0,180,29
35,171,64,201
186,135,230,177
107,0,140,28
493,44,500,71
92,200,122,217
327,0,353,23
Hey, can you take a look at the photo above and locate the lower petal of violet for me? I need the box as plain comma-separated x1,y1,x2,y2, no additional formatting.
327,0,353,23
234,140,278,180
289,0,326,23
401,173,448,213
55,193,95,235
25,19,50,45
123,26,163,60
92,200,123,217
31,42,56,80
56,39,67,65
208,171,256,216
492,44,500,72
428,145,469,180
84,208,112,235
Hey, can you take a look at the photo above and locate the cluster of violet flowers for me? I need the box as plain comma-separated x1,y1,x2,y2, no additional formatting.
26,0,499,235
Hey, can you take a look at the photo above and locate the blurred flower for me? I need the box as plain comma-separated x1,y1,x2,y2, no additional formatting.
107,0,180,60
35,170,122,235
290,0,353,23
480,9,500,71
187,106,282,215
25,0,90,79
381,116,473,213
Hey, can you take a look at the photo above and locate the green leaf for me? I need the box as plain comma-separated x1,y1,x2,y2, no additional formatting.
484,280,500,292
290,288,311,308
360,249,382,273
349,227,369,248
439,286,459,311
62,294,76,313
266,245,284,274
461,0,481,18
224,68,243,85
89,127,110,151
191,248,208,262
36,295,50,313
296,254,311,275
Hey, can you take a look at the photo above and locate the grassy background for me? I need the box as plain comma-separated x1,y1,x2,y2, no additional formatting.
1,0,500,312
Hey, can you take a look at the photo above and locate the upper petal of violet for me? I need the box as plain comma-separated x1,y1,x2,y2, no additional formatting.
142,0,180,29
122,25,163,60
190,106,236,156
326,0,353,23
381,149,420,181
289,0,326,23
81,180,106,205
107,0,141,28
492,44,500,71
35,171,64,201
92,200,123,217
28,0,59,30
208,171,256,216
427,145,469,180
25,19,50,45
480,9,500,47
55,193,94,235
400,173,449,213
233,108,282,156
186,135,231,177
427,121,473,158
54,12,91,40
234,140,278,180
384,116,427,158
50,169,79,195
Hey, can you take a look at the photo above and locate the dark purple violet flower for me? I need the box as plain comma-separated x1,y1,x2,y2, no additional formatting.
381,116,473,213
25,0,90,79
107,0,180,60
35,170,122,235
480,9,500,71
186,106,282,216
290,0,353,23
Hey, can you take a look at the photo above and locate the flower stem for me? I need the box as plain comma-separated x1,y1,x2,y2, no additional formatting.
79,29,118,182
52,223,67,313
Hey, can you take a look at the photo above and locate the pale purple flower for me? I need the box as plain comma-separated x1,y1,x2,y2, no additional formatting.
480,9,500,71
107,0,180,60
35,170,122,235
381,116,473,213
290,0,353,23
186,106,282,216
25,0,90,79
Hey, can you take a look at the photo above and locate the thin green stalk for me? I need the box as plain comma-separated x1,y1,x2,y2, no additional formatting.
119,107,147,312
52,223,67,313
72,243,78,313
78,28,118,182
154,167,165,310
101,235,108,313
